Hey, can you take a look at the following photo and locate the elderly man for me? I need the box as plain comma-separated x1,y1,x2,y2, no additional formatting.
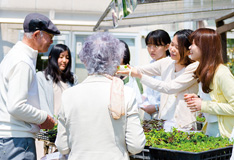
0,13,60,160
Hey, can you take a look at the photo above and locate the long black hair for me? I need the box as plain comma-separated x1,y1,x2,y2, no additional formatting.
145,29,171,56
44,44,74,84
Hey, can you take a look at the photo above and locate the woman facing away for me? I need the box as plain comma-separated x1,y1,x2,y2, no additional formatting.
184,28,234,138
55,32,145,160
37,44,78,118
140,29,171,120
117,29,199,130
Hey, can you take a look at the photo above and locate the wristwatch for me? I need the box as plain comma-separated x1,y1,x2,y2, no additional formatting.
155,104,159,112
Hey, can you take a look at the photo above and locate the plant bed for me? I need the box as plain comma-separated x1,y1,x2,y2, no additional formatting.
129,119,165,159
145,128,233,160
149,145,233,160
142,119,165,133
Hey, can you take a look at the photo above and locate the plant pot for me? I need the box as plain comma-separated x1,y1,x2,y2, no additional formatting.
196,121,203,131
149,145,233,160
130,146,150,160
47,130,57,143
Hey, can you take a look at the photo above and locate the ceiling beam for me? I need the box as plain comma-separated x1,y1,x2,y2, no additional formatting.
104,7,234,21
217,21,234,34
93,1,113,31
216,11,234,22
96,16,216,31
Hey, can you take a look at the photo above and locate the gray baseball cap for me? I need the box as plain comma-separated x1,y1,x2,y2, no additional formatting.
23,13,60,35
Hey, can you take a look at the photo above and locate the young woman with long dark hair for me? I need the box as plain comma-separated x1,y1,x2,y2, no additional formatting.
37,44,78,117
184,28,234,138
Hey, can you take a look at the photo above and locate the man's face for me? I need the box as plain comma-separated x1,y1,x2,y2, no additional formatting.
37,31,54,53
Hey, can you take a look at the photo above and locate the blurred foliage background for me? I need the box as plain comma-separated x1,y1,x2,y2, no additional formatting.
227,39,234,75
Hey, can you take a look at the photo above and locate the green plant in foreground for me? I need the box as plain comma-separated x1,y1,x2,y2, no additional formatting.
145,128,233,152
142,119,165,132
196,113,206,122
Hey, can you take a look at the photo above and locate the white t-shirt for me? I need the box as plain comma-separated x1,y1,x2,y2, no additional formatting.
199,83,218,123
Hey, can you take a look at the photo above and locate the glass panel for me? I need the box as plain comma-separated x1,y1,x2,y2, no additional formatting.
74,35,89,83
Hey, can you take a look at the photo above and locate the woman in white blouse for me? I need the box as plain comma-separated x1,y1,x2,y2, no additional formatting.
117,29,199,130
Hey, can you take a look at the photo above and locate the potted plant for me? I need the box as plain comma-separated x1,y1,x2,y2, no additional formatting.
47,123,57,143
196,113,205,131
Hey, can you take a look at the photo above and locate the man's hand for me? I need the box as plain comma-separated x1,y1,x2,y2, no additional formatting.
39,115,55,129
141,105,157,115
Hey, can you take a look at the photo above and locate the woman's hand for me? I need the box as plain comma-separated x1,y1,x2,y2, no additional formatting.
184,93,202,112
184,93,198,102
116,65,142,79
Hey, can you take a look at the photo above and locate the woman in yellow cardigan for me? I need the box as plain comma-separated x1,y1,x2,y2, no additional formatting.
184,28,234,138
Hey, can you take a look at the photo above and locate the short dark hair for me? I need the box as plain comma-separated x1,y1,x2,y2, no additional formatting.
44,44,74,84
120,40,130,65
145,29,171,56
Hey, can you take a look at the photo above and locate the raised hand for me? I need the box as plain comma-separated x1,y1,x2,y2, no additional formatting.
116,64,142,79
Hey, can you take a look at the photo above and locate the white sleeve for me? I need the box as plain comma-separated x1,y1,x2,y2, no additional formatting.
125,90,146,154
7,62,47,124
136,59,162,77
140,62,198,94
37,72,53,117
55,101,70,155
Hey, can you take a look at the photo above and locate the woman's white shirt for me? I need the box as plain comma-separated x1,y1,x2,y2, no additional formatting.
199,83,218,123
53,81,69,116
